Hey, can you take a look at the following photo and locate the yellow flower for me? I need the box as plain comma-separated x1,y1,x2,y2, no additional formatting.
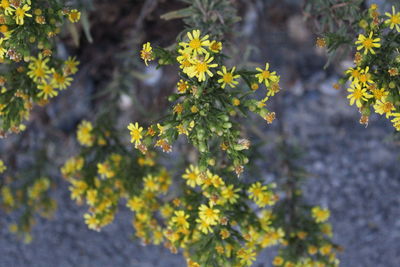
255,63,279,87
0,0,12,14
217,66,240,88
319,244,332,256
196,217,213,234
370,86,388,101
198,204,220,225
179,29,210,56
1,186,14,207
77,120,94,147
385,6,400,32
27,54,51,82
84,213,100,231
308,245,318,255
182,165,201,188
61,157,84,177
97,162,115,178
127,196,144,212
273,256,284,266
86,189,98,206
311,206,330,223
237,248,256,266
374,99,395,118
51,70,73,90
177,79,189,93
209,40,222,53
220,228,230,239
37,82,58,99
177,48,193,71
347,83,372,108
171,210,190,230
68,9,81,23
248,182,266,200
186,53,218,82
143,175,159,192
0,159,6,173
358,66,373,87
13,4,32,25
355,32,381,55
69,180,87,201
220,184,240,204
64,56,80,75
127,122,143,146
345,67,361,82
140,42,154,66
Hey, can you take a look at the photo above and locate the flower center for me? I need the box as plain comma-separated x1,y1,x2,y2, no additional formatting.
262,70,270,79
43,85,54,94
196,62,208,73
353,89,363,99
391,15,400,24
363,38,373,49
131,129,141,140
189,39,201,49
223,73,233,83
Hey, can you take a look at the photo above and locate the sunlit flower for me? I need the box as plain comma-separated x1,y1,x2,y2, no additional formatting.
217,66,240,88
355,32,381,55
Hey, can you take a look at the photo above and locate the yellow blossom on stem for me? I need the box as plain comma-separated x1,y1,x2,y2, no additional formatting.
171,210,190,230
77,120,94,147
255,63,279,87
37,82,58,99
237,248,256,266
347,83,372,108
179,29,210,56
196,217,213,234
126,196,144,212
186,53,218,82
84,213,100,231
13,4,32,25
209,40,222,53
140,42,154,66
355,32,381,55
97,162,115,178
374,99,395,118
182,165,201,188
198,204,220,225
127,122,143,146
311,206,330,223
68,9,81,23
220,184,240,204
143,175,160,192
217,66,240,88
273,256,284,266
177,79,189,93
385,6,400,32
369,86,388,101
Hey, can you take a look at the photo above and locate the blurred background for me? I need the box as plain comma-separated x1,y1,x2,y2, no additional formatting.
0,0,399,266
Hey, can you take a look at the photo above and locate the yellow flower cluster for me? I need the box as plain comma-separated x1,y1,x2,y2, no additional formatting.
272,205,338,267
27,54,78,100
0,2,81,135
134,30,282,174
1,175,56,242
76,120,108,147
343,4,400,131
